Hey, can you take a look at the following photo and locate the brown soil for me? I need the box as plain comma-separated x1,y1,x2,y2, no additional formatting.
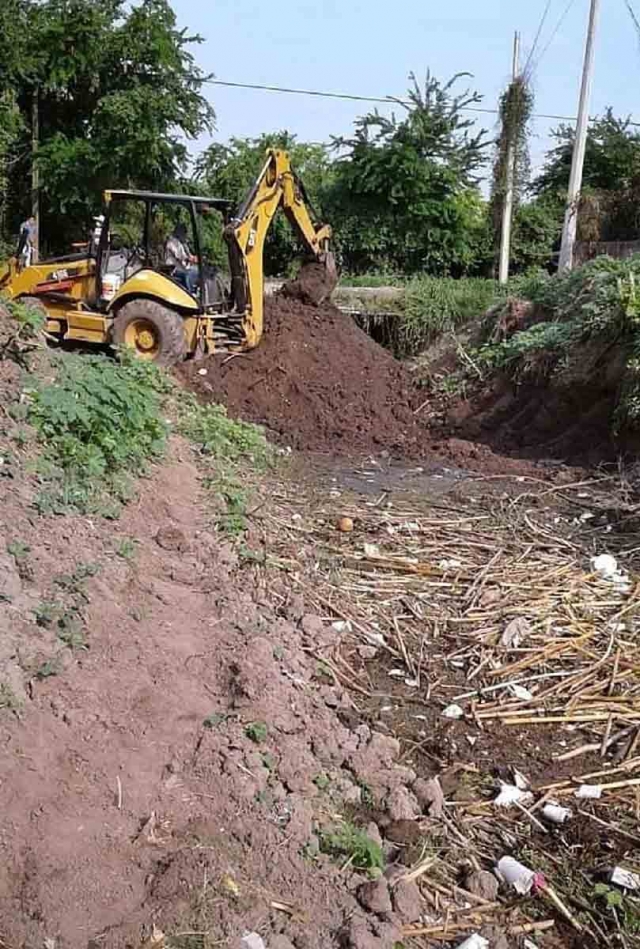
439,339,635,465
181,297,423,456
0,442,420,949
180,299,559,479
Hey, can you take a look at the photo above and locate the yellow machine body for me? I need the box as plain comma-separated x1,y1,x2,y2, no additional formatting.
0,149,335,363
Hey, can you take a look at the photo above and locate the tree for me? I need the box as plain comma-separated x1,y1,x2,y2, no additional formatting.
1,0,214,252
196,131,333,273
532,110,640,243
534,110,640,197
325,72,489,275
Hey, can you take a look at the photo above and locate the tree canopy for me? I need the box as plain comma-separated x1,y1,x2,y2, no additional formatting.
325,73,489,275
0,0,214,251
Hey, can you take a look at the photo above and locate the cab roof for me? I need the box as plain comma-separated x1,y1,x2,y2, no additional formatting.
103,189,233,210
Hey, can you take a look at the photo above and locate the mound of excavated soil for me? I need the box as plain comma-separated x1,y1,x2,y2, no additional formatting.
181,298,424,455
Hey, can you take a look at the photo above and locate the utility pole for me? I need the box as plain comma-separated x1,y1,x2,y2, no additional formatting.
499,31,520,286
558,0,600,271
31,87,39,262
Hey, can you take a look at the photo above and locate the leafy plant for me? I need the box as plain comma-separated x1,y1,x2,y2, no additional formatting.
34,600,57,628
116,537,138,560
57,610,88,650
0,682,21,712
318,823,384,873
178,393,269,467
28,353,168,515
244,721,268,744
594,883,640,933
7,539,30,560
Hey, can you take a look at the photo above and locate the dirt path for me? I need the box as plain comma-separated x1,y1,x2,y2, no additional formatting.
0,445,368,948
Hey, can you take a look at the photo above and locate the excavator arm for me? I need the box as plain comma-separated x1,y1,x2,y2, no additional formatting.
224,149,336,349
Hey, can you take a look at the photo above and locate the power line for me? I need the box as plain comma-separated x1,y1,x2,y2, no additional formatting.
624,0,640,46
531,0,578,74
523,0,555,77
206,78,616,124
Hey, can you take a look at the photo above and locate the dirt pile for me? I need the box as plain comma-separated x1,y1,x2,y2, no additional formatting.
181,297,424,455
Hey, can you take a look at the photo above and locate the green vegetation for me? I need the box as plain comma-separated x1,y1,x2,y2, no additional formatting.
398,276,504,355
178,394,269,467
1,0,213,253
28,353,168,516
244,721,268,744
0,682,21,712
593,883,640,934
115,537,138,561
471,256,640,429
318,823,384,873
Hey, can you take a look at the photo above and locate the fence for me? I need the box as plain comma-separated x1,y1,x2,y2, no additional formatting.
575,240,640,265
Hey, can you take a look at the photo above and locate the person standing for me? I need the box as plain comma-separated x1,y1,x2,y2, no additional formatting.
16,216,37,269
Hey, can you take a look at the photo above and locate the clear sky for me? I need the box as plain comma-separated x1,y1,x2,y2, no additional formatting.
171,0,640,182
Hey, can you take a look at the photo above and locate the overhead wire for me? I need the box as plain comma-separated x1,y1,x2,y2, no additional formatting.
530,0,579,75
624,0,640,46
523,0,555,78
205,79,610,124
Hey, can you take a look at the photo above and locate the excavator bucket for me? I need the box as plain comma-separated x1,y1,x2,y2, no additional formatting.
281,252,338,307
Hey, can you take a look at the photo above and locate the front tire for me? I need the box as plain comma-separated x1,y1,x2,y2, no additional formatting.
112,298,186,366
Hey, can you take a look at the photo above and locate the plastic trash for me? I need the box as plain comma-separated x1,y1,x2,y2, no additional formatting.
609,867,640,890
574,784,602,799
542,803,572,824
496,856,537,895
442,703,464,719
456,936,489,949
500,616,531,649
494,783,534,808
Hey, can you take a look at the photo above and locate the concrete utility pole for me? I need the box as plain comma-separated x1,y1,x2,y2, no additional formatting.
498,31,521,285
558,0,601,271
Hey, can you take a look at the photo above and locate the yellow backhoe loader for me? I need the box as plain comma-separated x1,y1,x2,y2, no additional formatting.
0,149,337,365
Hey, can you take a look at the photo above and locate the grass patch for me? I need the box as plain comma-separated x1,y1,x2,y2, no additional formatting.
397,276,503,356
0,682,21,712
318,822,384,873
115,537,138,560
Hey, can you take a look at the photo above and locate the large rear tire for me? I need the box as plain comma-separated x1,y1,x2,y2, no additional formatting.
112,298,186,367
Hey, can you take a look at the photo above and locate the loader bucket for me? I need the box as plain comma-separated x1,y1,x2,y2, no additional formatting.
280,252,338,307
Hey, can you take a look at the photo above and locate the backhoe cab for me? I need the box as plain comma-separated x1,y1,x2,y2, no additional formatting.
0,149,337,365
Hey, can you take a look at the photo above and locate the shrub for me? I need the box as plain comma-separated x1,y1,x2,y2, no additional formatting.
27,352,168,514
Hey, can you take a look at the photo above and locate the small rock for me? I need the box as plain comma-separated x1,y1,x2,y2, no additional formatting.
465,870,499,902
366,821,383,849
479,925,510,949
241,934,266,949
383,819,422,846
413,776,445,818
270,938,296,949
358,645,379,660
386,786,420,821
337,516,354,533
300,614,324,637
155,525,189,552
319,685,341,708
392,878,422,923
358,877,392,916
